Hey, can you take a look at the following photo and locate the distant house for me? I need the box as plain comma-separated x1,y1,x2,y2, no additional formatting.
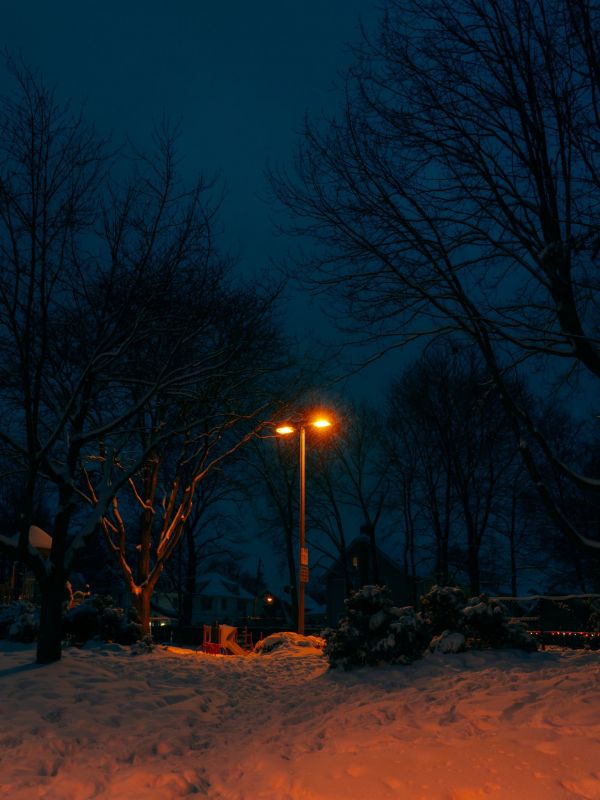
324,535,431,626
190,573,256,626
0,526,53,602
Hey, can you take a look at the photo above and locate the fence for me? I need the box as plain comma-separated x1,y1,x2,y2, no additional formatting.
494,593,600,649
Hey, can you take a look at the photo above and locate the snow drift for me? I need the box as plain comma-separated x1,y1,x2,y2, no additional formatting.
1,639,599,799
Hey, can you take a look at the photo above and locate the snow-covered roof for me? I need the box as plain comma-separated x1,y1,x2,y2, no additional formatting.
29,525,52,550
197,573,254,601
5,525,52,551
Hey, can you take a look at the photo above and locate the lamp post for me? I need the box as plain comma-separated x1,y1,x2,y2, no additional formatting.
276,416,332,635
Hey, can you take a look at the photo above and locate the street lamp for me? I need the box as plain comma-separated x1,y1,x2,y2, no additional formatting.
276,415,332,635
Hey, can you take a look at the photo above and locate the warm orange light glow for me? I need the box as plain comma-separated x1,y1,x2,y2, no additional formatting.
276,416,333,434
276,425,295,435
311,418,332,428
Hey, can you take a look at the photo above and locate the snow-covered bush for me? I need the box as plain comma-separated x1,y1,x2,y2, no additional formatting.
324,584,537,669
420,585,466,634
0,602,39,642
372,605,430,662
586,601,600,632
0,602,22,638
421,587,536,652
462,595,536,651
63,595,142,645
323,585,429,669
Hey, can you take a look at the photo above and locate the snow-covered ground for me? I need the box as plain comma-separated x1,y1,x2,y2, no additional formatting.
1,636,599,800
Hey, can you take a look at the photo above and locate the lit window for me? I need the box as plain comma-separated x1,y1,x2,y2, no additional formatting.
352,556,359,568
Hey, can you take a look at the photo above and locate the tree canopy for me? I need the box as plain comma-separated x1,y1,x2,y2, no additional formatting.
273,0,600,553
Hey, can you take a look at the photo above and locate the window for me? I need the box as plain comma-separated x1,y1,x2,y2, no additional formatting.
201,597,213,611
352,556,359,569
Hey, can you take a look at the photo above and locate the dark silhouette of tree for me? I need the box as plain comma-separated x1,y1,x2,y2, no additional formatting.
385,345,523,595
161,465,248,626
273,0,600,555
308,402,392,588
245,434,300,626
0,61,286,661
94,277,285,635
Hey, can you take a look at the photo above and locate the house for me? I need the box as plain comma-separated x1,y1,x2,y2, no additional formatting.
0,526,53,602
324,534,431,626
190,573,256,626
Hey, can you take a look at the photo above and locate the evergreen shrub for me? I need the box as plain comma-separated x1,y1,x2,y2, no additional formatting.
324,584,537,669
323,585,429,669
63,595,142,645
0,602,39,641
462,594,536,651
420,585,466,634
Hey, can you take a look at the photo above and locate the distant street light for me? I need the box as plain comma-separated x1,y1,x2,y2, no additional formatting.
276,415,333,635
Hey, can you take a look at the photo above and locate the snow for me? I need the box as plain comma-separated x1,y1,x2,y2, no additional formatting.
253,631,326,653
1,638,600,799
3,525,52,552
429,630,466,654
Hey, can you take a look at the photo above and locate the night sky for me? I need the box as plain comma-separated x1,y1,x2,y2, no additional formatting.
1,1,387,397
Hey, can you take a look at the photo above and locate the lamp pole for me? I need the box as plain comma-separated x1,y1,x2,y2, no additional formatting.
298,424,306,635
275,415,332,635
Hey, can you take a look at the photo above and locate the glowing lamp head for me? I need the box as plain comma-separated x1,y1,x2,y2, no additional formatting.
311,418,332,429
276,425,295,435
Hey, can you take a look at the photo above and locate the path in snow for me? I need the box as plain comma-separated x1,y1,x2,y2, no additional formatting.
1,640,599,799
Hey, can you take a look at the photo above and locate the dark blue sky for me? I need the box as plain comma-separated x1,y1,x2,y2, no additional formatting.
1,1,389,587
2,1,388,395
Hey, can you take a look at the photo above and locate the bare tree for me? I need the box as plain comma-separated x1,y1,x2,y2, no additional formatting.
386,387,456,588
385,345,524,594
272,0,600,555
0,62,284,662
97,283,283,634
309,402,392,585
163,465,248,626
245,435,300,625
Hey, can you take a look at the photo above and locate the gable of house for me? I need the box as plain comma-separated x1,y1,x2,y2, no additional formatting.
324,536,422,625
191,573,255,624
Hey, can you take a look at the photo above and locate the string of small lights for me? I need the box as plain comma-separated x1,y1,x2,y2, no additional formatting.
528,630,600,639
528,629,600,649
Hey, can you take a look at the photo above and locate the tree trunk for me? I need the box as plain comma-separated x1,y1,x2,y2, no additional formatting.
510,533,518,598
509,489,518,597
285,522,298,629
467,538,480,596
338,537,351,597
365,522,380,584
36,575,66,664
434,471,452,586
436,537,449,586
135,588,152,636
400,478,418,603
36,485,75,664
182,528,197,625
